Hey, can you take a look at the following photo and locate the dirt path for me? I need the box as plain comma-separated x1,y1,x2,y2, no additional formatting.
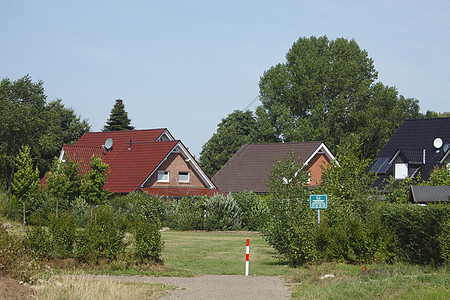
67,274,292,299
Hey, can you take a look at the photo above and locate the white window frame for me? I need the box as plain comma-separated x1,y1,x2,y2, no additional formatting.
157,171,169,182
394,163,408,179
178,171,190,183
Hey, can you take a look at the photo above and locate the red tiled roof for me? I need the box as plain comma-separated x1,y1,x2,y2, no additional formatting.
49,129,216,196
140,186,227,197
75,128,169,150
103,141,179,193
63,145,105,175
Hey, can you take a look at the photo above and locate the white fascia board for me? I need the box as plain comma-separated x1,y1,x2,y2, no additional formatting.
58,147,66,163
157,129,174,141
389,150,401,165
302,143,338,169
440,150,450,164
175,143,216,189
139,145,177,189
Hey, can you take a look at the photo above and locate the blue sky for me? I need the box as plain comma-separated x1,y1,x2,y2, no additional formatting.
1,0,449,157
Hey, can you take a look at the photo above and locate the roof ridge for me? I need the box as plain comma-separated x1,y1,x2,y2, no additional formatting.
64,144,103,149
132,140,180,144
405,116,450,122
85,128,168,134
248,141,323,146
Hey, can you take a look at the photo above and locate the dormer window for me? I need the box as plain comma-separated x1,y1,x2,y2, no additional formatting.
395,163,408,179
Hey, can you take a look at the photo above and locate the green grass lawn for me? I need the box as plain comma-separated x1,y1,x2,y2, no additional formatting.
161,230,450,299
161,231,296,276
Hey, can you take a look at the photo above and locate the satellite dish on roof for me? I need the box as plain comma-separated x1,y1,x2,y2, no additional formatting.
105,138,113,150
433,138,443,149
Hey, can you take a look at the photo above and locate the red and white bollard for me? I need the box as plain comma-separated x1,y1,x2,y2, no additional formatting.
245,238,250,276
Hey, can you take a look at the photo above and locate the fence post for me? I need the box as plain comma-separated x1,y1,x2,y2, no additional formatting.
245,238,249,276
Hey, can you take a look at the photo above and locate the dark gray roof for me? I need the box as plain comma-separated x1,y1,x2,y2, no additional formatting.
409,186,450,204
371,117,450,187
212,142,330,193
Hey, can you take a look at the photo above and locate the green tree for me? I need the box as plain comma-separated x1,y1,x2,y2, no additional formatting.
0,76,47,188
103,99,134,131
427,165,450,186
81,156,111,206
318,135,377,201
38,100,90,173
199,110,257,177
424,111,450,118
11,146,39,227
46,158,82,216
0,76,90,188
262,152,317,264
256,36,422,158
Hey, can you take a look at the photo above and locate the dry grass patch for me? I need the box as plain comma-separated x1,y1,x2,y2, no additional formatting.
35,276,172,300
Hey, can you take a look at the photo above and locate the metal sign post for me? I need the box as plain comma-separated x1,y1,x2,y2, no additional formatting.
310,194,328,224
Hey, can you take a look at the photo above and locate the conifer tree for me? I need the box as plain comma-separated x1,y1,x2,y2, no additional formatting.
103,99,134,131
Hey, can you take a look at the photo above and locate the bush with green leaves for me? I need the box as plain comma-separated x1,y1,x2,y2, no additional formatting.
109,192,165,229
71,196,90,227
316,199,398,264
0,223,42,282
383,174,423,203
439,216,450,264
380,203,450,264
203,194,242,231
165,196,206,230
233,191,269,231
74,205,126,264
262,152,318,264
48,211,77,258
24,225,53,259
133,220,164,263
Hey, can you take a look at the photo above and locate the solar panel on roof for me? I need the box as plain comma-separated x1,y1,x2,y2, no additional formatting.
377,159,391,174
371,158,390,174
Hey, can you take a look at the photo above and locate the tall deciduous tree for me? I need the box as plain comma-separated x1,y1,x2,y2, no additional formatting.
256,36,422,158
199,110,257,177
0,75,90,188
103,99,134,131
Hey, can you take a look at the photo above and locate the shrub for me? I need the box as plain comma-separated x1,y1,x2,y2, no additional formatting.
262,152,318,264
165,196,206,230
0,189,10,217
110,192,165,229
233,191,269,231
134,220,164,263
316,199,398,264
24,225,53,259
0,223,41,282
380,203,450,264
440,216,450,264
74,205,126,264
71,197,90,227
48,211,77,258
203,194,242,231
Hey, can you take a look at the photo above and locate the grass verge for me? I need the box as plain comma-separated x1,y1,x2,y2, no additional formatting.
34,276,172,300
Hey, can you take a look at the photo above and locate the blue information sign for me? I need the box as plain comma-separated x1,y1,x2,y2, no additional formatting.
309,194,328,209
